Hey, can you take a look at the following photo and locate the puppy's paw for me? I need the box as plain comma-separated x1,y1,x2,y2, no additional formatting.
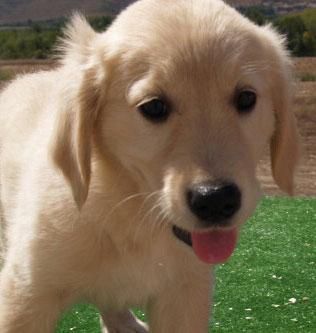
101,310,149,333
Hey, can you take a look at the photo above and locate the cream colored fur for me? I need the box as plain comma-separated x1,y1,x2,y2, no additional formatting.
0,0,300,332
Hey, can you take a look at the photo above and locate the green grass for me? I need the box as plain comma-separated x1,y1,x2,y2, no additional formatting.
56,197,316,332
57,304,101,333
212,197,316,332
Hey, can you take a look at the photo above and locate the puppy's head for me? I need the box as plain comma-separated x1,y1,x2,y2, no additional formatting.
52,0,300,263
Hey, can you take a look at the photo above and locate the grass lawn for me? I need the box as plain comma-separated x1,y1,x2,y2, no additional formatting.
57,197,316,332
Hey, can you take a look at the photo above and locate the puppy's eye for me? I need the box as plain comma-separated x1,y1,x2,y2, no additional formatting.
235,90,257,114
138,98,170,123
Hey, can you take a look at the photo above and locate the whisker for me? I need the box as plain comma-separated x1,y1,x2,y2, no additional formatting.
97,191,151,246
103,192,151,225
118,190,162,250
132,194,163,246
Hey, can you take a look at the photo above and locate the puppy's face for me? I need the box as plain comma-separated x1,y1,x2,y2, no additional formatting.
54,0,300,263
100,35,270,229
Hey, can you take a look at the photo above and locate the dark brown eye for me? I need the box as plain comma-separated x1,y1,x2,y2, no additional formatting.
235,90,257,113
138,98,170,123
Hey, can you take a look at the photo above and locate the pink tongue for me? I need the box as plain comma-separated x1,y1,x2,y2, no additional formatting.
192,229,238,264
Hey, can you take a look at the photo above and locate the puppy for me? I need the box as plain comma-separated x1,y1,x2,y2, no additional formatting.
0,0,300,332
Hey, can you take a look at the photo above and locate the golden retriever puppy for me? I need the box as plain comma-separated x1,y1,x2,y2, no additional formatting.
0,0,300,332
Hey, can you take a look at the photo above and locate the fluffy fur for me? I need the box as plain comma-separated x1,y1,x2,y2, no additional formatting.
0,0,300,332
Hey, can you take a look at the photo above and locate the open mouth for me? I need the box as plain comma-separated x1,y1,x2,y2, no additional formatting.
172,224,238,265
172,225,192,247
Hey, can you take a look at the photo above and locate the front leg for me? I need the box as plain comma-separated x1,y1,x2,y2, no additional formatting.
147,267,213,333
0,269,66,333
100,309,149,333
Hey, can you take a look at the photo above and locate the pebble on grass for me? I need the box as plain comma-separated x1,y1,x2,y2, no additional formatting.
288,298,297,304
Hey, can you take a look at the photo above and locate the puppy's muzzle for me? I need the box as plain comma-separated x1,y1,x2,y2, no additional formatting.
186,181,241,226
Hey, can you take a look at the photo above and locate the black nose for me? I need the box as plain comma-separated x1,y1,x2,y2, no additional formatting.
187,181,241,225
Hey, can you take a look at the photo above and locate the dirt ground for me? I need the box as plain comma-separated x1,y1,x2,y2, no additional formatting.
0,59,315,197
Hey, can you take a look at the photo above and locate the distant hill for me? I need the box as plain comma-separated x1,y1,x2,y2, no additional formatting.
1,0,316,25
0,0,134,25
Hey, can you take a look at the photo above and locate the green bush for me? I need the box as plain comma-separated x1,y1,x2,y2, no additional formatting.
298,73,316,82
240,6,316,57
0,16,113,60
240,5,277,26
0,29,59,59
274,14,316,56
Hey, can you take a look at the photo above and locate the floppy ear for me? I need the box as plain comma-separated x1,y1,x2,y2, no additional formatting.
52,70,100,208
267,30,301,195
51,15,103,208
270,86,300,195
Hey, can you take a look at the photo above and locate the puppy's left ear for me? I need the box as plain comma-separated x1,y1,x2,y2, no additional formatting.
266,27,301,195
51,15,105,208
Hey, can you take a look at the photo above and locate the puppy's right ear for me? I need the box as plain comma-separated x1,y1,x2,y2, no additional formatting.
51,15,104,208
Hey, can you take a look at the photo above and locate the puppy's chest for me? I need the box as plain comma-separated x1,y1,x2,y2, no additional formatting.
94,241,178,307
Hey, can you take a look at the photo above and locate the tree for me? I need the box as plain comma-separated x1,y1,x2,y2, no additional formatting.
302,31,316,56
242,6,266,25
275,15,307,56
89,16,113,32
